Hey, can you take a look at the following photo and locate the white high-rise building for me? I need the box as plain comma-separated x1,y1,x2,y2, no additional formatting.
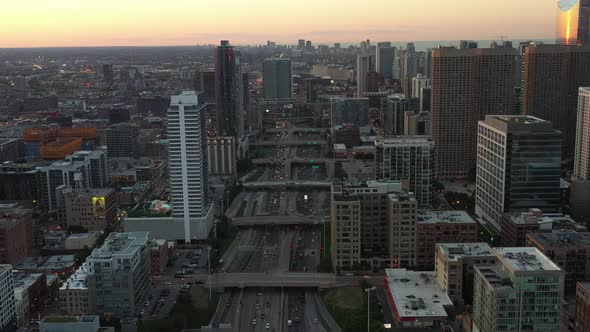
0,265,16,331
411,74,430,99
168,91,213,243
574,87,590,180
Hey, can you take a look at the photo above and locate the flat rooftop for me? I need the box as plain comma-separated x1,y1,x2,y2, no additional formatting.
437,243,494,261
92,232,149,258
13,272,44,291
385,269,453,320
41,315,98,324
16,255,76,271
495,247,560,272
0,264,11,274
527,231,590,249
375,136,433,147
418,211,475,224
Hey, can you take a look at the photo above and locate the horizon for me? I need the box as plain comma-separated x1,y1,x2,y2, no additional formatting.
0,0,557,48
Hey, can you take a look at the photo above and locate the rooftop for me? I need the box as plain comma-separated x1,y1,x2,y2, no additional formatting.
437,243,494,261
60,262,89,290
13,272,44,292
385,269,453,320
16,255,77,272
375,136,433,147
41,315,99,324
92,232,149,258
527,231,590,249
495,247,560,272
488,115,547,125
418,211,475,224
0,264,11,274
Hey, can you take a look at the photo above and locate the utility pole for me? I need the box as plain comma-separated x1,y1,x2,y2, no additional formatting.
365,286,376,332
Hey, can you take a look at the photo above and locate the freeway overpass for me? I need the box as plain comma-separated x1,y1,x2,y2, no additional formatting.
252,157,333,165
242,181,331,189
251,140,327,147
265,128,327,134
232,215,327,226
208,272,360,288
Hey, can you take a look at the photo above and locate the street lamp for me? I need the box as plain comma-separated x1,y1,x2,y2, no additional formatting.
365,286,376,332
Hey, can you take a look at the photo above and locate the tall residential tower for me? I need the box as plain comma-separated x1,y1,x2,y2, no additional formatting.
168,91,213,242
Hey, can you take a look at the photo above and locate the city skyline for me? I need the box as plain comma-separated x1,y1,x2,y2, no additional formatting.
1,0,557,48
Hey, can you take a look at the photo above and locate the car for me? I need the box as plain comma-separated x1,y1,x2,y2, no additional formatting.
257,291,262,296
164,281,172,285
266,302,271,307
265,323,270,329
252,319,257,325
256,303,260,310
314,318,318,324
287,320,293,327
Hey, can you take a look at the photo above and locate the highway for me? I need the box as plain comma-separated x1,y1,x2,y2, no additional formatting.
208,119,341,331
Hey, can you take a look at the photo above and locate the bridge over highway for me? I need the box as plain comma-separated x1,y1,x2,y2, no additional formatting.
252,157,333,165
208,272,361,288
232,215,327,226
242,181,331,189
251,140,327,147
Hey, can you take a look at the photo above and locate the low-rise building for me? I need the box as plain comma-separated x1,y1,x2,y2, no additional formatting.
526,230,590,295
56,186,117,232
434,243,495,306
500,209,586,247
16,255,77,275
0,203,33,265
415,211,478,269
13,272,46,327
65,233,98,250
150,239,169,275
39,315,112,332
384,268,453,330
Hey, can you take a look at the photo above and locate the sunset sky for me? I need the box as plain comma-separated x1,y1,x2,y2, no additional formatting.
0,0,557,48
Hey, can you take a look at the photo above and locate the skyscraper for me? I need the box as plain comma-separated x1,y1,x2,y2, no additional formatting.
106,123,140,158
475,115,562,232
574,87,590,180
356,54,373,97
383,94,408,135
376,42,394,79
215,40,243,138
102,64,113,83
556,0,590,45
401,43,417,95
263,57,292,100
168,91,212,243
522,44,590,156
375,136,434,208
431,47,516,178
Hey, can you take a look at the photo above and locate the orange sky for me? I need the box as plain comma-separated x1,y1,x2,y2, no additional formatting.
0,0,556,47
